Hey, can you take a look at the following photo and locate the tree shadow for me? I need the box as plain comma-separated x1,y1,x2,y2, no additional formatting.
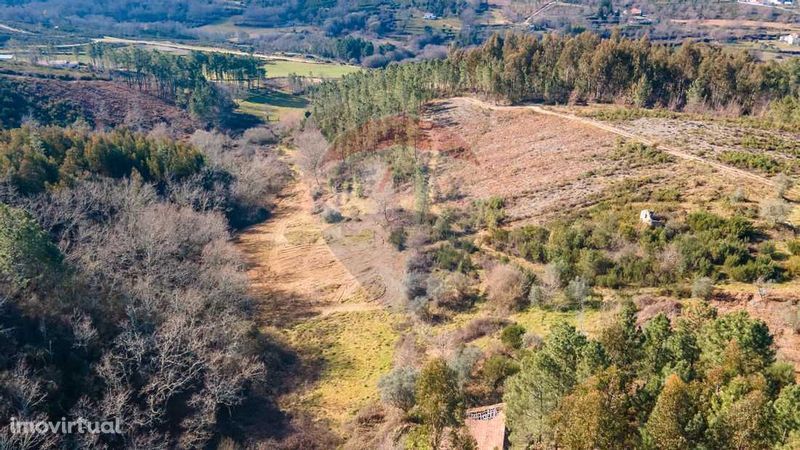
247,89,309,109
224,110,263,133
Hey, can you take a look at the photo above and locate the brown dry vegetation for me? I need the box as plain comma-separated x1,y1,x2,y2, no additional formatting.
422,97,776,224
8,76,199,132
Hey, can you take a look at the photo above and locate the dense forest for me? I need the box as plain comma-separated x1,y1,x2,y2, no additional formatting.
0,120,295,448
312,31,800,139
374,303,800,448
504,303,800,449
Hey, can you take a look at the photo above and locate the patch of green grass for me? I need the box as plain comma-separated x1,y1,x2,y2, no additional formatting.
511,307,609,338
285,310,399,426
264,59,361,79
247,89,309,108
611,141,675,165
578,107,682,122
739,133,800,156
235,89,309,121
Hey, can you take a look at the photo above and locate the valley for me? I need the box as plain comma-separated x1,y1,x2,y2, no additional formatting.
1,6,800,448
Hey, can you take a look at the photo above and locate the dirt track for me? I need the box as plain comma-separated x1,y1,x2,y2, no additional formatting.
236,165,382,326
456,97,777,189
93,37,334,64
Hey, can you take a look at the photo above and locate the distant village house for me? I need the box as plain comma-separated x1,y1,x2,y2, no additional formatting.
780,33,799,46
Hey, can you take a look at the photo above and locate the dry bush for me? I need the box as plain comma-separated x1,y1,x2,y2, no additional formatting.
188,129,291,226
760,197,791,226
449,317,509,345
785,307,800,334
428,271,474,312
242,126,279,146
486,264,528,311
190,129,229,162
692,277,714,300
257,414,342,450
294,123,329,188
636,297,682,325
393,332,425,367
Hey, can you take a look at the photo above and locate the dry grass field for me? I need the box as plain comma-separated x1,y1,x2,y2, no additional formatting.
421,98,777,224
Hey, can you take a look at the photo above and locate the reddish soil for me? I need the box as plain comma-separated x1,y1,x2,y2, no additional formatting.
422,98,642,222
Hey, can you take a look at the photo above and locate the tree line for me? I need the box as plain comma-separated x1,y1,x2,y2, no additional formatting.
311,31,800,140
0,126,204,194
87,44,266,126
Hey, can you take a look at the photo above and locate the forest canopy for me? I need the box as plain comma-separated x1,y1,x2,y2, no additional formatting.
312,32,800,139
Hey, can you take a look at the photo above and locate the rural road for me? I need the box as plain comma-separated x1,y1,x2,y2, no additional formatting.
0,22,31,34
92,37,339,64
457,96,777,189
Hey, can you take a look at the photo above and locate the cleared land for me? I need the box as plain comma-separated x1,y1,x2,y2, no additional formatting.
420,97,800,371
422,97,776,223
236,154,407,431
241,96,800,438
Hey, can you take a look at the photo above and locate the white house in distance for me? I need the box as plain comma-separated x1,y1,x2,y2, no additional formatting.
780,33,799,46
423,12,438,20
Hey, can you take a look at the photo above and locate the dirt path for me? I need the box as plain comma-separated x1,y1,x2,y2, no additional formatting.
236,164,381,326
0,22,32,34
456,97,777,189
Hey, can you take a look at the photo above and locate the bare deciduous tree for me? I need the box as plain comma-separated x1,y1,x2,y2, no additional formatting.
294,123,329,189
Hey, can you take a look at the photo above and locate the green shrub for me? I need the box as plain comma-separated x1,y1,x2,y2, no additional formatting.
0,204,63,288
432,210,455,241
434,243,474,273
719,150,782,174
727,256,782,283
378,366,418,411
322,208,344,223
785,256,800,279
611,141,674,164
489,225,549,263
472,197,505,229
501,324,526,350
389,227,407,251
386,147,417,186
788,240,800,256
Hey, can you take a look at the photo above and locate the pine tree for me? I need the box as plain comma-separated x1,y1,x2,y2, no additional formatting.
415,358,463,448
505,322,587,447
599,301,644,371
0,203,63,290
644,374,698,450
